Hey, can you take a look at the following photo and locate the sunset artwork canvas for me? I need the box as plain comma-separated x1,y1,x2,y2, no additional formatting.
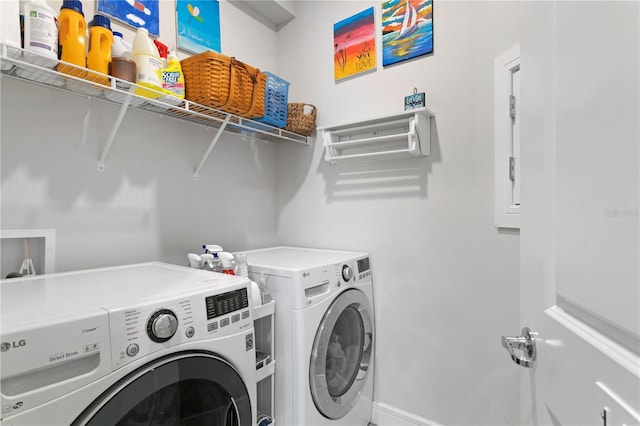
382,0,433,66
334,7,377,81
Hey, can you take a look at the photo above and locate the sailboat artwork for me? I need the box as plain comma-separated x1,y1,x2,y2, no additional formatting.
399,0,418,37
382,0,433,67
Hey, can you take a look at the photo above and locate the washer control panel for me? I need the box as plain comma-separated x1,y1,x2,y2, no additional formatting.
147,309,179,343
341,264,354,281
109,284,252,371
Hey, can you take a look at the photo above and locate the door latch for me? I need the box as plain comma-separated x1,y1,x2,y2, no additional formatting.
501,327,537,368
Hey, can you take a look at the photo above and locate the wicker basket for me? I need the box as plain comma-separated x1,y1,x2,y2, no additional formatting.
285,103,317,136
181,52,266,118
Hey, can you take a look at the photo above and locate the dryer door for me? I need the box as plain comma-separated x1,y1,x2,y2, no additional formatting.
73,352,251,426
309,288,374,419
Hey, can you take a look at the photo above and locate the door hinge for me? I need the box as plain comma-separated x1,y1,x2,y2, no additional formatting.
509,95,516,119
509,156,516,181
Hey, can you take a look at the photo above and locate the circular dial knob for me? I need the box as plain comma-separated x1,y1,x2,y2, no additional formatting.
147,309,178,343
342,264,354,281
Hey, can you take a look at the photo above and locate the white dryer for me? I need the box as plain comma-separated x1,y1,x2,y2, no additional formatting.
245,247,375,426
1,262,257,425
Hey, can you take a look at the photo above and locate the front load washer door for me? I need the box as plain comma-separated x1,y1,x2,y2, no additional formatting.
309,289,374,419
73,351,251,426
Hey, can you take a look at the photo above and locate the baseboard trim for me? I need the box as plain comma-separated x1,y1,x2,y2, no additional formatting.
372,401,442,426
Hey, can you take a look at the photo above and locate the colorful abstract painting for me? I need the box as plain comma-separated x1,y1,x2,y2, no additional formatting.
97,0,160,37
334,7,377,81
382,0,433,66
176,0,221,54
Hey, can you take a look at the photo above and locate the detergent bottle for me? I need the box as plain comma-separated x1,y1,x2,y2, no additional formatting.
132,27,162,98
21,0,58,68
57,0,86,77
86,15,113,86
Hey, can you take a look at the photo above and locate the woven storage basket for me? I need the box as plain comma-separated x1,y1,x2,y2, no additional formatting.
285,103,317,136
254,72,290,128
181,52,266,118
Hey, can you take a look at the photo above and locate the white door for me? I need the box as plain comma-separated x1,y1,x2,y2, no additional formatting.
514,2,640,425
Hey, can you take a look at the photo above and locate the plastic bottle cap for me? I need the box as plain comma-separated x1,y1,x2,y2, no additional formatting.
91,15,111,30
61,0,84,16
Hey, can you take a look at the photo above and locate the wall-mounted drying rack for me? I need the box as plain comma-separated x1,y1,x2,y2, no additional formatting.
0,43,310,180
320,107,433,165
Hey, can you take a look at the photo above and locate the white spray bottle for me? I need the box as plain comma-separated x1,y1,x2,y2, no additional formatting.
219,252,236,275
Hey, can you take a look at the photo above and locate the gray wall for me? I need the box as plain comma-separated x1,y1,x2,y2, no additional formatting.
275,2,521,424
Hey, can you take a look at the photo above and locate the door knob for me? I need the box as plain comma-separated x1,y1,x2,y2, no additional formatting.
501,327,537,368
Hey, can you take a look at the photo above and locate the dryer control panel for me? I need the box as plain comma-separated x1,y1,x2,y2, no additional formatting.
335,256,371,285
356,256,371,281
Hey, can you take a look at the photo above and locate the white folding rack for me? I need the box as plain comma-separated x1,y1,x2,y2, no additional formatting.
320,107,433,165
0,43,310,180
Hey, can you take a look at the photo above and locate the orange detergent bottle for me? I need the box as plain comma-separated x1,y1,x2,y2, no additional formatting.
57,0,86,77
86,15,113,86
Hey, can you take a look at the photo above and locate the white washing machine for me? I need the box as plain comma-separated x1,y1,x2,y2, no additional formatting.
1,262,257,425
245,247,375,426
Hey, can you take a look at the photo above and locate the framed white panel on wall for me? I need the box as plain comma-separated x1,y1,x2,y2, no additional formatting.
0,229,56,278
494,45,521,229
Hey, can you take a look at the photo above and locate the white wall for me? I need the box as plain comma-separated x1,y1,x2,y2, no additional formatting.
2,1,522,424
1,0,281,272
275,2,521,425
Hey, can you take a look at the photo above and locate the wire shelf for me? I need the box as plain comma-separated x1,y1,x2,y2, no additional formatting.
0,43,310,146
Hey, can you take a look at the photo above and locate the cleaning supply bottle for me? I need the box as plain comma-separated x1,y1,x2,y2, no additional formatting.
219,252,236,275
132,27,162,99
200,253,217,271
21,0,58,68
202,244,224,272
187,253,203,269
162,51,185,99
112,31,132,58
86,15,113,86
153,39,168,68
109,31,136,84
235,253,248,277
57,0,86,77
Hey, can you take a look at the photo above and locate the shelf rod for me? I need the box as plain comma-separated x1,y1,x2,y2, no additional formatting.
97,86,135,171
326,132,413,148
193,115,232,181
325,148,418,164
327,117,412,137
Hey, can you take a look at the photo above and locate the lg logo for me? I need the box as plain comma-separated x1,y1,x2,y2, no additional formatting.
0,340,26,352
